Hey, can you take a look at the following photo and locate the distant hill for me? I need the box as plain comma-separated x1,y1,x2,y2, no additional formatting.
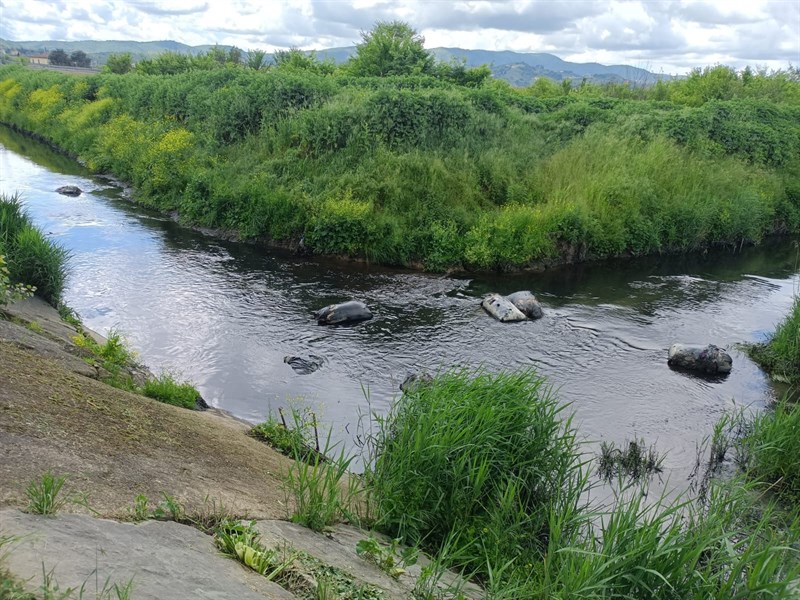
0,38,669,86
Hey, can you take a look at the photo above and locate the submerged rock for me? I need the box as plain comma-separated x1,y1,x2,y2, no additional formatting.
400,372,434,393
284,354,324,375
55,185,82,197
315,301,373,325
668,344,733,375
506,290,544,320
481,293,527,322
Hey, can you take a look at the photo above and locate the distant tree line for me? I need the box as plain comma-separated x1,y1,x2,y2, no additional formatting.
48,49,92,68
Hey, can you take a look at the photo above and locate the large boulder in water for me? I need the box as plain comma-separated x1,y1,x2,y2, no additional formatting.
668,344,732,375
506,291,544,320
56,185,82,197
481,294,527,322
315,300,373,325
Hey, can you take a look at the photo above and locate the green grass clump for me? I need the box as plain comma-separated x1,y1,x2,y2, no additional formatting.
25,471,68,515
597,437,664,481
142,372,201,409
251,416,308,458
0,193,69,305
747,298,800,383
741,398,800,503
365,369,581,577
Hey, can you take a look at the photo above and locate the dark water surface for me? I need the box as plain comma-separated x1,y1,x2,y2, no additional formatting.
1,126,796,485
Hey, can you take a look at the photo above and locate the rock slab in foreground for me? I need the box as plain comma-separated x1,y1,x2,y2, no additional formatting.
668,344,733,375
55,185,82,196
0,510,294,600
315,300,373,325
481,293,527,322
506,290,544,320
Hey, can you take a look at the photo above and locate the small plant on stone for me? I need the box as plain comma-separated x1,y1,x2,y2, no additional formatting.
26,471,68,515
131,494,150,521
356,536,417,579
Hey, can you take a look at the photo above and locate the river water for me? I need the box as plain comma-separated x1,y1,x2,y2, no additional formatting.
1,126,796,485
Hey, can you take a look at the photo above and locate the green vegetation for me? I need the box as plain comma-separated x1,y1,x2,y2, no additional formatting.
355,369,800,597
355,536,417,579
285,442,358,532
739,399,800,503
0,193,69,305
25,470,68,515
0,22,797,271
747,298,800,383
142,372,201,409
597,437,664,481
0,254,33,306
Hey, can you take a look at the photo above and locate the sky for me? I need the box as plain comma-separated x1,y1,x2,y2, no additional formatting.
0,0,798,74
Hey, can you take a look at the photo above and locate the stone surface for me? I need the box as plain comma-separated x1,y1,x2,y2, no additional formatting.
481,293,527,322
55,185,82,196
506,290,544,320
0,319,97,378
0,510,295,599
668,344,733,375
315,301,373,325
254,520,482,599
2,296,81,346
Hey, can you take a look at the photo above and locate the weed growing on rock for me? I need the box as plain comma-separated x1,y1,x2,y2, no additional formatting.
25,471,68,515
355,536,417,579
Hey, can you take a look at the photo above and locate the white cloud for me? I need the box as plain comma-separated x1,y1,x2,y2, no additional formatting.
0,0,797,73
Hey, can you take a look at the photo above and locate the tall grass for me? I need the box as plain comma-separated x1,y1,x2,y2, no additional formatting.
741,398,800,503
363,369,800,596
747,297,800,383
0,193,69,305
365,369,583,577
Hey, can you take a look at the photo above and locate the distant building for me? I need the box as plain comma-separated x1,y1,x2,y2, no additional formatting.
28,53,49,65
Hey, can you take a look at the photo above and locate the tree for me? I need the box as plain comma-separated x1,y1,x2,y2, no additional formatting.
104,52,132,74
348,21,433,77
70,50,91,68
48,49,70,66
246,48,268,70
272,48,335,74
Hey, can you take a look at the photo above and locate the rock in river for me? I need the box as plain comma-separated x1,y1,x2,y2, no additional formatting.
506,290,544,319
315,301,373,326
400,372,434,393
55,185,82,197
284,354,324,375
481,293,527,322
668,344,732,375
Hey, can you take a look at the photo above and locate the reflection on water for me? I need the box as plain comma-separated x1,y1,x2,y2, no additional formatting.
1,125,797,486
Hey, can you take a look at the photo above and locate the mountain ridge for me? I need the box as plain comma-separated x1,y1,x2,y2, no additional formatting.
0,38,669,86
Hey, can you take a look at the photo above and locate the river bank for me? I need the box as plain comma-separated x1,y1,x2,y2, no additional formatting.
2,64,799,273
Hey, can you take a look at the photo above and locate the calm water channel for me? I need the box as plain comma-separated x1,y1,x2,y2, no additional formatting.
1,125,796,485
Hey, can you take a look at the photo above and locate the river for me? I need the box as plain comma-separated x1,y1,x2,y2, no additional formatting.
1,125,796,485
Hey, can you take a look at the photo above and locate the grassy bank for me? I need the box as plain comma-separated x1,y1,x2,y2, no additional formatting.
747,297,800,383
345,369,800,597
0,192,69,306
0,35,798,271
